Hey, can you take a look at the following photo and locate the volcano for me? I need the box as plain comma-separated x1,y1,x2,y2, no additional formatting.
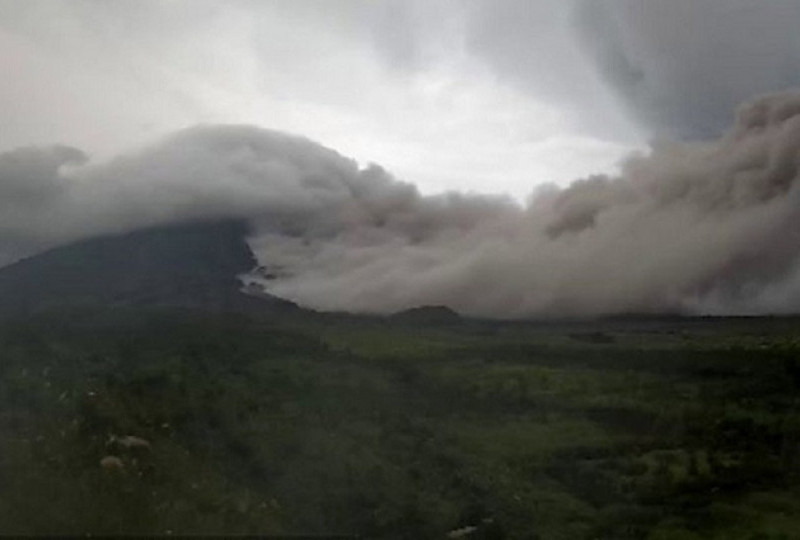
0,219,296,317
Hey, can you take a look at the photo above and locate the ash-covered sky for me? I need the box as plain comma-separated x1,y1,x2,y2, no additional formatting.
4,0,799,198
3,0,800,318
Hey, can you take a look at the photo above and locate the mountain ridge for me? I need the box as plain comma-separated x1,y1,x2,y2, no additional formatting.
0,219,297,318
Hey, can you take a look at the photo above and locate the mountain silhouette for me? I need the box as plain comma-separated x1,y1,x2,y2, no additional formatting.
0,219,296,317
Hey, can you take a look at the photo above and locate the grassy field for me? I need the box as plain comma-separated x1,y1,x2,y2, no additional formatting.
2,308,800,538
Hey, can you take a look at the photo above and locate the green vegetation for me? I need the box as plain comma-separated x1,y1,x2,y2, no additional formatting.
2,309,800,538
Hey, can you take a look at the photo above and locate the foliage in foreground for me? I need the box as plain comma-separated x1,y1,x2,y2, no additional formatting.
2,309,800,538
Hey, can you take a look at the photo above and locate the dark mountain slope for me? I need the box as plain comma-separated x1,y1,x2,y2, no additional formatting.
0,219,296,317
390,305,461,324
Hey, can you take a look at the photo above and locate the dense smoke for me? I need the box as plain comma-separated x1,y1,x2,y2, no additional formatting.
2,91,800,318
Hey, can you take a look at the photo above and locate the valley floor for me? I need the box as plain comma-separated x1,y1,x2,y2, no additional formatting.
2,309,800,539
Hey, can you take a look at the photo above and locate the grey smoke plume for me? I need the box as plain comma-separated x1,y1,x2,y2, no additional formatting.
2,91,800,318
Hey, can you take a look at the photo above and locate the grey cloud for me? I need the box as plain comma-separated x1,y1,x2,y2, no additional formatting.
6,0,800,159
388,0,800,141
463,1,605,107
575,0,800,139
4,92,800,318
0,124,510,264
253,91,800,317
0,145,87,262
357,0,640,140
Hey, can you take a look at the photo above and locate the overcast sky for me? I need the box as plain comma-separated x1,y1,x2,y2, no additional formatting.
1,0,800,199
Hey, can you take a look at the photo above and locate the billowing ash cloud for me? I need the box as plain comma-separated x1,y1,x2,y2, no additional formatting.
575,0,800,139
3,91,800,318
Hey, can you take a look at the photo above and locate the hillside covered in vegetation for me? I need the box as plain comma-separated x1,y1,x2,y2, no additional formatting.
3,308,800,539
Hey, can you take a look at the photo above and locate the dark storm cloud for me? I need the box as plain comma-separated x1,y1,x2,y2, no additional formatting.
343,0,639,141
375,0,800,141
4,1,799,159
575,0,800,139
460,0,635,138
